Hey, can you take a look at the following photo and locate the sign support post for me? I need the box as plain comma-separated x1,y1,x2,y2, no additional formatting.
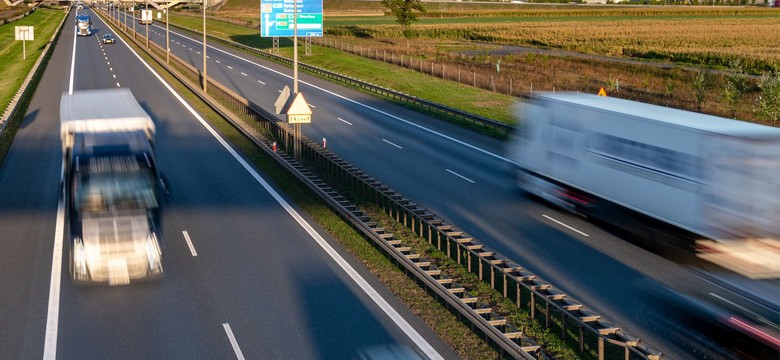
15,26,34,60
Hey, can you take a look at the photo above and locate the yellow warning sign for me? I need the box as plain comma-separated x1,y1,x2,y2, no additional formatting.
598,87,607,97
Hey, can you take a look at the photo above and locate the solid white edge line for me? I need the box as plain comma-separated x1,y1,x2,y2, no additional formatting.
182,231,198,256
68,25,76,95
43,165,65,360
222,323,246,360
542,214,589,237
120,22,443,360
161,27,513,165
381,139,402,149
337,117,352,126
445,169,475,184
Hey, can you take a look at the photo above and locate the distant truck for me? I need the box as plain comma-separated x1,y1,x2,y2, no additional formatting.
76,14,92,36
60,88,165,285
506,92,780,277
139,9,153,25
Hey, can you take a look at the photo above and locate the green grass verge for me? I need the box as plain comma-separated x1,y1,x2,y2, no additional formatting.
117,23,510,358
0,7,67,167
0,8,67,119
163,14,517,129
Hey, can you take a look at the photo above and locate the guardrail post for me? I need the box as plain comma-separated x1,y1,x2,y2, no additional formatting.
579,326,585,352
530,292,536,319
517,283,522,308
490,265,495,289
503,273,508,298
561,313,566,338
598,336,605,360
545,302,550,328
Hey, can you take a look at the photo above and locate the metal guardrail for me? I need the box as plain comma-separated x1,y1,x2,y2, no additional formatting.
0,6,68,134
161,21,515,135
103,11,666,359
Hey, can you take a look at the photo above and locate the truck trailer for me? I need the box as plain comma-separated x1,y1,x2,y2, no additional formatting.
506,93,780,351
60,88,164,285
507,93,780,271
76,14,92,36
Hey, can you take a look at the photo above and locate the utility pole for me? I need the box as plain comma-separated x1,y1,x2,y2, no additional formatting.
202,0,207,92
165,6,169,63
293,0,299,161
145,0,149,49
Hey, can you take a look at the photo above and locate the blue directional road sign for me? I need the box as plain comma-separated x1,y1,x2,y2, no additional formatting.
260,0,323,37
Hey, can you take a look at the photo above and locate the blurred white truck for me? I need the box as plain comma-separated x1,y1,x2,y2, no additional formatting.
506,92,780,351
61,88,164,285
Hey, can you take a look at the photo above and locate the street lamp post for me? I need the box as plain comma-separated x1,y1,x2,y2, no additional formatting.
145,0,149,49
165,7,169,63
202,0,207,92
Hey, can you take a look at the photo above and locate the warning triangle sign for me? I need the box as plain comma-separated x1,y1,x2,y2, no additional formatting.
598,87,607,97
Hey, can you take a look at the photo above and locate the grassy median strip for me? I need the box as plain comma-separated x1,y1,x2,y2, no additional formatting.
0,7,67,167
117,23,510,359
163,13,517,128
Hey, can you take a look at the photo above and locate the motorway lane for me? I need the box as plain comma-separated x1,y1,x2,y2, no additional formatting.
0,10,72,360
116,14,780,359
0,8,459,360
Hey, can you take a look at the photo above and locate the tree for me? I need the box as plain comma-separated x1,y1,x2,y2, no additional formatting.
381,0,425,47
757,72,780,125
722,60,748,119
691,69,711,112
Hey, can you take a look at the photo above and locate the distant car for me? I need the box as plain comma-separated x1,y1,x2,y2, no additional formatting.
102,34,115,44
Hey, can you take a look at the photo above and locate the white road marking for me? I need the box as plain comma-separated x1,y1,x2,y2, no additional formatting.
227,66,233,70
309,104,316,108
542,214,589,237
206,55,210,59
445,169,475,184
112,74,116,78
257,80,265,85
68,25,76,95
107,61,110,65
382,139,402,149
161,28,513,164
196,51,200,55
240,72,247,76
223,323,246,360
116,82,121,87
109,67,113,71
182,231,198,256
215,60,221,64
337,117,352,126
43,165,65,360
189,47,193,51
122,27,444,359
104,56,108,60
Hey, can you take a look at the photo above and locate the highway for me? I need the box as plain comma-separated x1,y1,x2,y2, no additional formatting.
0,8,457,360
107,9,780,360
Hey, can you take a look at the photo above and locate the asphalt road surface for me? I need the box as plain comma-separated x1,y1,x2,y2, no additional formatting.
0,7,458,360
